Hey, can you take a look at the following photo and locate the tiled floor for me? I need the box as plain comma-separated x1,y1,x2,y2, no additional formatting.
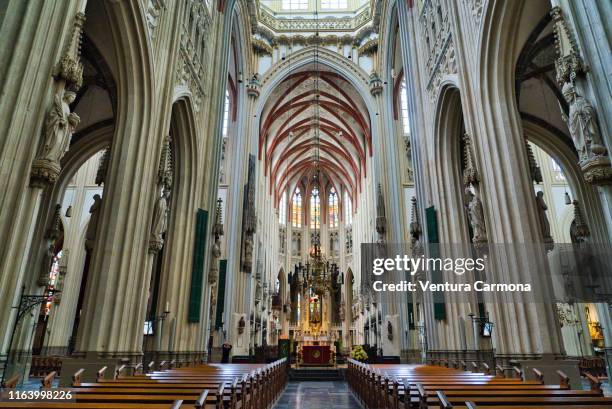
274,381,362,409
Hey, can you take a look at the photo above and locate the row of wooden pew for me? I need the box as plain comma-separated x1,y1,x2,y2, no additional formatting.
0,358,287,408
347,358,612,408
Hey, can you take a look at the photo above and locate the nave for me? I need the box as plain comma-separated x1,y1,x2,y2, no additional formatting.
1,0,611,407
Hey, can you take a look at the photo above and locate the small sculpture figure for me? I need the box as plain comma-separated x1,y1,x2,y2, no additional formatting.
535,191,554,245
150,186,169,250
85,194,102,251
465,188,487,244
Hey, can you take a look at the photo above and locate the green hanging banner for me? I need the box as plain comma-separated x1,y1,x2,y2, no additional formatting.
188,209,208,323
425,206,446,320
215,259,227,330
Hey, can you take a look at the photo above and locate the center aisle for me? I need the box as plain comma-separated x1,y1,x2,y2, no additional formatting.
274,381,362,409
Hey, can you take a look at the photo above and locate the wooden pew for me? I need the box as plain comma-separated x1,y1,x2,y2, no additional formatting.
1,374,20,389
346,359,612,409
0,358,288,409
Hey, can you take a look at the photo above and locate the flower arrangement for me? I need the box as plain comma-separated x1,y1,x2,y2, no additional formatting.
350,345,368,362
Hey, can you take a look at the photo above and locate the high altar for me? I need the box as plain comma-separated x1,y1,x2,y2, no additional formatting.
293,295,339,366
291,243,341,367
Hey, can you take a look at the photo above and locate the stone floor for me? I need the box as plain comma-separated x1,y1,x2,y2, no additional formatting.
273,381,362,409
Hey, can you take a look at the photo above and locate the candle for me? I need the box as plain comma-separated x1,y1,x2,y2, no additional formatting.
165,301,170,313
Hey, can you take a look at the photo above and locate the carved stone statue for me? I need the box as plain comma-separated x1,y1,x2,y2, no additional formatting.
149,187,169,252
42,90,79,161
562,82,607,161
38,244,56,286
535,191,554,247
31,89,80,187
238,316,246,335
209,241,221,285
85,194,102,251
465,188,487,245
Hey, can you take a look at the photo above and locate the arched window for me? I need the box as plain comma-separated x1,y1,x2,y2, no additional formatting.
222,89,230,136
310,187,320,229
328,187,338,228
344,191,353,225
282,0,307,10
291,188,302,228
321,0,348,8
400,78,410,135
550,158,566,182
279,191,287,225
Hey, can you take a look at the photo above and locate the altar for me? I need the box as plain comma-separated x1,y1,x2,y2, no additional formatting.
295,332,337,367
300,345,332,366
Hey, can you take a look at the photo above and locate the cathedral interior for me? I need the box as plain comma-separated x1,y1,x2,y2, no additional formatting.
0,0,611,407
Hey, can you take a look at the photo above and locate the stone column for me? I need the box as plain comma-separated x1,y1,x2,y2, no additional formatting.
468,0,573,384
0,2,83,378
56,0,163,384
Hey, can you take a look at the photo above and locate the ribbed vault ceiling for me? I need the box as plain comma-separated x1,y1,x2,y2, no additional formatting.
259,67,371,205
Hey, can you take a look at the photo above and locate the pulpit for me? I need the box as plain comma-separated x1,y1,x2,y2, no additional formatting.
301,345,332,366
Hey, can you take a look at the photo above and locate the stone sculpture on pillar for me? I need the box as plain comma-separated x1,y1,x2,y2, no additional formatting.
562,82,611,183
465,188,487,247
149,186,169,253
551,6,611,185
30,89,80,187
409,196,424,258
85,194,102,251
535,191,554,251
209,198,224,286
149,136,173,253
462,134,489,250
375,184,386,243
30,12,85,188
241,155,256,273
39,244,56,287
562,82,607,160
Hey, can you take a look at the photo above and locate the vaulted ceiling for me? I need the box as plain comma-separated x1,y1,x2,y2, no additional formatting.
259,66,371,206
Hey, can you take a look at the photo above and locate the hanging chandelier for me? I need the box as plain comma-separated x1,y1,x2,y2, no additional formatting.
293,241,340,296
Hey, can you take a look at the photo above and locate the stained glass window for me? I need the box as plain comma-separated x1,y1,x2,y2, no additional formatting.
292,188,302,227
328,187,338,227
310,187,320,229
